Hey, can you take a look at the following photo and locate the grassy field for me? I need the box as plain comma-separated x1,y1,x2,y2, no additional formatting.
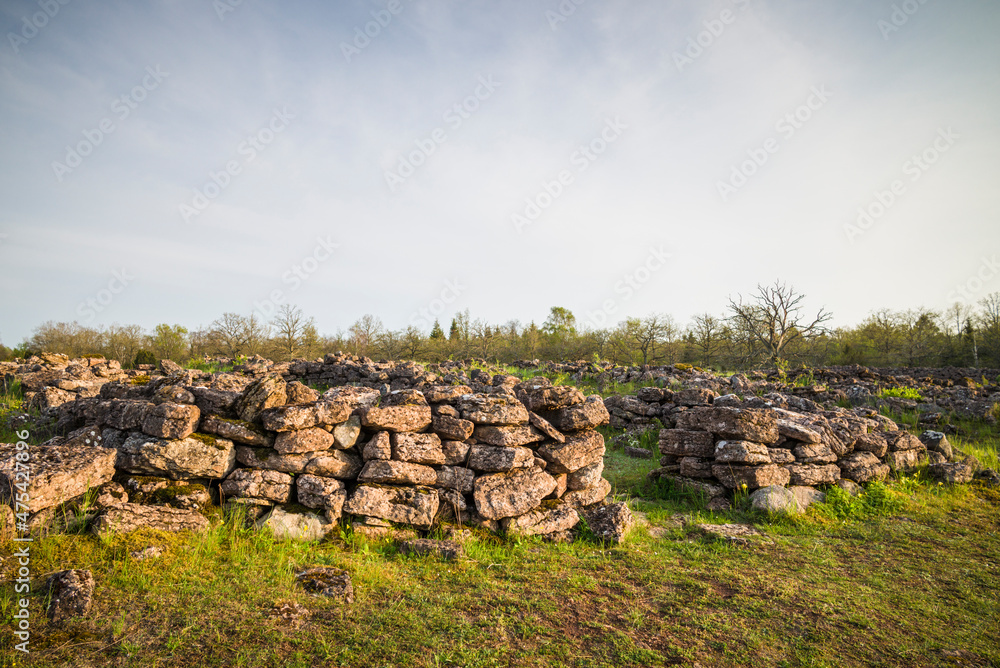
1,384,999,667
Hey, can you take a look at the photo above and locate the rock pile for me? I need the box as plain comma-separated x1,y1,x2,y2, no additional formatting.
2,369,617,542
646,390,986,505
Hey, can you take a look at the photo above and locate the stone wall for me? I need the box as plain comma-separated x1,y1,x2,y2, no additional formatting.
1,361,617,542
632,388,980,506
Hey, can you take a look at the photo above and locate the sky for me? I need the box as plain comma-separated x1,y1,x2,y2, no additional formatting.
1,0,998,345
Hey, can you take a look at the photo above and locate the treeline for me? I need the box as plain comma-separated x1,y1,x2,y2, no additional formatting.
4,285,1000,371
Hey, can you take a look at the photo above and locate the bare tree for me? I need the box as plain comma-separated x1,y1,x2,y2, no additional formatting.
689,313,725,368
727,281,832,366
349,314,384,358
271,304,308,361
210,312,271,358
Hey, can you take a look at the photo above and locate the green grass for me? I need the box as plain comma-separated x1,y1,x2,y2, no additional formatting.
2,473,998,667
877,387,924,402
3,372,1000,667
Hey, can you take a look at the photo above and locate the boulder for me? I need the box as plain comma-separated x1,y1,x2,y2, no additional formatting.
711,464,790,490
420,385,472,403
784,463,841,486
837,451,890,483
362,432,392,461
767,448,796,464
220,469,293,503
141,403,200,439
886,449,924,472
472,425,544,447
234,375,287,422
789,485,826,511
928,462,974,484
274,428,336,454
792,442,838,464
473,468,557,520
360,404,432,433
261,401,351,432
201,415,273,447
852,433,888,458
235,447,312,474
344,485,439,528
434,466,475,494
432,414,475,441
536,430,605,474
399,538,463,560
459,393,529,426
581,501,634,543
357,460,437,486
303,450,362,479
295,566,354,602
658,430,714,458
332,415,362,449
467,445,534,472
519,385,585,412
776,419,821,444
257,506,335,541
116,433,235,480
920,431,953,459
441,440,470,466
391,433,445,465
502,502,580,537
92,503,210,534
567,460,604,491
0,443,117,512
296,474,348,516
673,388,717,406
45,570,95,623
561,478,611,508
538,395,610,431
749,485,800,514
886,431,924,452
714,440,771,465
674,407,779,444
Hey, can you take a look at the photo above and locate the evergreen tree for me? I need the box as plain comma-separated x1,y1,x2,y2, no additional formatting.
430,320,445,340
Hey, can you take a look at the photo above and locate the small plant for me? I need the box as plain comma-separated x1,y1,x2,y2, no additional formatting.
878,387,924,402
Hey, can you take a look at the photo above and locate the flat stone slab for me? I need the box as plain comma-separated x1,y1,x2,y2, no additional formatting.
91,503,210,534
0,442,117,512
695,523,767,546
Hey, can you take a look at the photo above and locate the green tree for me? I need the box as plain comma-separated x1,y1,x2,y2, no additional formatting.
429,320,445,340
150,323,189,362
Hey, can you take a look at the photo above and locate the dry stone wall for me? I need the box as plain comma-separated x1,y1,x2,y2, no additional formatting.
627,387,981,504
2,359,615,542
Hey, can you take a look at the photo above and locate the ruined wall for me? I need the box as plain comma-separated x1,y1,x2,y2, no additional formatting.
2,358,619,542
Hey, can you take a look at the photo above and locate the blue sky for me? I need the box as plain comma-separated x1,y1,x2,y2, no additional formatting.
1,0,998,344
